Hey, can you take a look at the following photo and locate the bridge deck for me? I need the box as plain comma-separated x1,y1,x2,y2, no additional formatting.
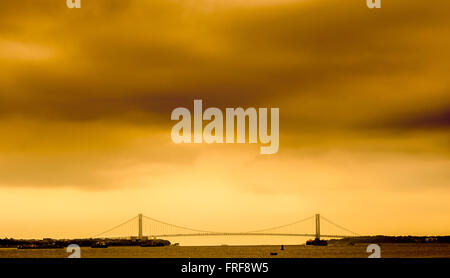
149,233,350,238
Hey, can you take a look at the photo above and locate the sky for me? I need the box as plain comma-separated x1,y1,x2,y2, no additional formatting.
0,0,449,244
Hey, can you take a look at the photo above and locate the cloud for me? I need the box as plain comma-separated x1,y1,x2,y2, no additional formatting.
1,0,449,129
0,0,449,191
1,1,450,240
377,105,450,130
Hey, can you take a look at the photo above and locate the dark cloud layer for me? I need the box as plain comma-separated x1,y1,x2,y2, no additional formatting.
382,105,450,130
0,0,448,132
0,0,449,190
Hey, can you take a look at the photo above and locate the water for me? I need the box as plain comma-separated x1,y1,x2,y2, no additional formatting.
1,244,449,258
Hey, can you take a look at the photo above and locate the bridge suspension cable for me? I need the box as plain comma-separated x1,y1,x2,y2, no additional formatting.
321,215,360,236
93,215,138,238
245,215,315,233
142,215,218,234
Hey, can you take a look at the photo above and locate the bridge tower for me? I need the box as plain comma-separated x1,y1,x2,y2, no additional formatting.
138,213,143,240
315,214,320,240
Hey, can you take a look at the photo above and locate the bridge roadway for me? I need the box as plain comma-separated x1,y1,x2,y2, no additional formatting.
149,233,351,238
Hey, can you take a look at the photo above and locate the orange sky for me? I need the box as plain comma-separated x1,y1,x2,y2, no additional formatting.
0,0,449,244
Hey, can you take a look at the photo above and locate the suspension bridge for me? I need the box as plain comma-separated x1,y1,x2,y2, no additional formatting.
93,214,360,240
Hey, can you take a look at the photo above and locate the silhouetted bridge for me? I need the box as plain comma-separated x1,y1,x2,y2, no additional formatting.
93,214,360,240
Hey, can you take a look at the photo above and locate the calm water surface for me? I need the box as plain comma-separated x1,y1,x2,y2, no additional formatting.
1,244,449,258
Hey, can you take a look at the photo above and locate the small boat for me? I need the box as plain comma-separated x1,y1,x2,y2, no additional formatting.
140,239,171,247
17,244,63,249
306,238,328,246
17,245,36,249
91,242,108,248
